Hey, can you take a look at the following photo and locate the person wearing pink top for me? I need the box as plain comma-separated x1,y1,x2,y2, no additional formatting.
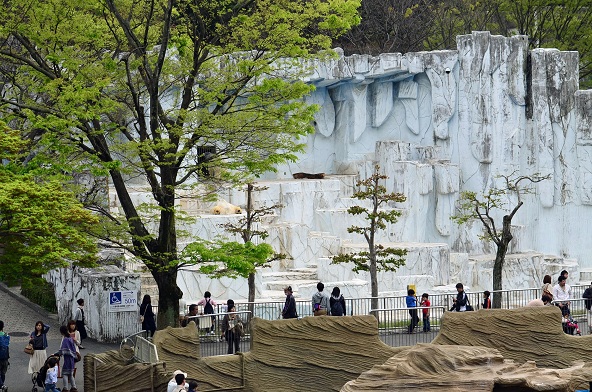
196,291,216,333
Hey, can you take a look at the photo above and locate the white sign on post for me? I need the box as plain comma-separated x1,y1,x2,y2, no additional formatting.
108,290,138,312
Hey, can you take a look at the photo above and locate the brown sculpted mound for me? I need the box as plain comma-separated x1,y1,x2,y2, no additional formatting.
432,306,591,369
341,344,592,391
84,308,592,391
85,316,398,392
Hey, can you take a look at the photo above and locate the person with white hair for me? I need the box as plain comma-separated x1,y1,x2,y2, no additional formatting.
167,370,188,392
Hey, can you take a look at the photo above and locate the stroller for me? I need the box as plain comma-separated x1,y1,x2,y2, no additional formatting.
31,355,60,392
562,315,582,336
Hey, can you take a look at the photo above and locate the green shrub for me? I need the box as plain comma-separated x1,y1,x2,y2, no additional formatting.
21,278,57,313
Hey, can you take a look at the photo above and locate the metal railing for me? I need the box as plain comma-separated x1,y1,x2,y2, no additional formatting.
370,306,447,347
185,311,252,357
120,330,159,363
171,285,592,356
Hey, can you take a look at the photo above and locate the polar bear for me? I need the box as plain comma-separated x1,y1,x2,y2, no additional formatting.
211,199,242,215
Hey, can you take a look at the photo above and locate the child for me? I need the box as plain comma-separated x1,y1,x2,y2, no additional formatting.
482,291,492,309
44,356,59,392
420,293,431,332
406,289,419,334
187,380,198,392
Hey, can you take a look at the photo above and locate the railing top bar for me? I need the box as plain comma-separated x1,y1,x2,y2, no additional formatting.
370,306,447,312
187,311,251,319
551,298,587,304
124,330,149,340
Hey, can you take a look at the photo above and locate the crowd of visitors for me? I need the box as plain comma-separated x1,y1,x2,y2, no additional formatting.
0,298,89,392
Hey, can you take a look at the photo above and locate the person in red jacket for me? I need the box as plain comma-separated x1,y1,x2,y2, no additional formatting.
482,291,492,309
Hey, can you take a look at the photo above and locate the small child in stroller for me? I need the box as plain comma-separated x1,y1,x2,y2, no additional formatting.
31,355,60,392
562,314,582,336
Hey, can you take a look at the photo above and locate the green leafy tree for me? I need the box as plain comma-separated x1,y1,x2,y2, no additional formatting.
332,165,407,315
498,0,592,86
334,0,438,55
452,172,549,308
0,122,97,285
0,0,361,327
423,0,592,87
182,183,284,313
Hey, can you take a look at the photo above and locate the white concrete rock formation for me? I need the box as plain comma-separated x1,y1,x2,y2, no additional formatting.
108,31,592,306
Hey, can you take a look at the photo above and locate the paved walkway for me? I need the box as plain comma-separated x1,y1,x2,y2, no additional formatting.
0,284,118,392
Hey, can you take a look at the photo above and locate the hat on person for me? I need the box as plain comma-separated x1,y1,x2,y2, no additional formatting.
172,370,187,378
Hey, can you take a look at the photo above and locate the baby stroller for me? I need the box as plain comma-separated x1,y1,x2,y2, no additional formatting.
562,315,582,336
31,355,60,392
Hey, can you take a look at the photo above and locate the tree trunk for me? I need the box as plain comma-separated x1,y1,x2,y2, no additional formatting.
369,253,379,320
153,269,182,329
492,247,505,309
248,272,255,317
492,214,513,309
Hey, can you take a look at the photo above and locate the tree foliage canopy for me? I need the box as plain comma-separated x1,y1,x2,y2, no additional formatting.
0,122,97,284
337,0,592,86
0,0,361,325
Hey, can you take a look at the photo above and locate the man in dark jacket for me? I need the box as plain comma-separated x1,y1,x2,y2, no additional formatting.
451,283,470,312
583,282,592,333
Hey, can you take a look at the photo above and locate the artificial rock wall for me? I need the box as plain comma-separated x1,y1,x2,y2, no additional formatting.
112,31,592,303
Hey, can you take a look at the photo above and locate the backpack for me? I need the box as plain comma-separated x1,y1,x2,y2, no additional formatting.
0,334,9,360
204,298,214,314
331,297,344,316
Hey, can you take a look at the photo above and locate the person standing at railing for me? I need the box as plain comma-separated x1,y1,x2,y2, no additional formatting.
196,291,217,334
221,299,243,354
406,289,419,334
542,275,554,301
482,291,492,309
552,275,571,316
330,287,346,316
420,293,431,332
282,286,298,319
312,282,331,316
181,304,199,327
583,282,592,333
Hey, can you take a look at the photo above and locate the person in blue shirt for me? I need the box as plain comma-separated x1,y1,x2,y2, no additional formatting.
44,356,59,392
406,289,419,334
0,320,9,392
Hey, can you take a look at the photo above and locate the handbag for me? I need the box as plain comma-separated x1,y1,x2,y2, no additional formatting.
234,321,244,336
465,295,474,311
24,343,34,355
75,351,82,362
